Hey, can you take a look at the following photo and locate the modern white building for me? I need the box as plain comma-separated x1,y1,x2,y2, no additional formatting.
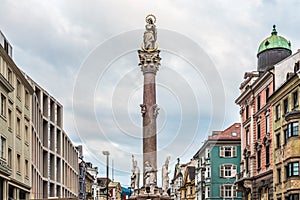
29,77,79,199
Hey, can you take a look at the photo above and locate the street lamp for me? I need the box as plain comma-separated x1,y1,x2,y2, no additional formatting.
102,151,110,200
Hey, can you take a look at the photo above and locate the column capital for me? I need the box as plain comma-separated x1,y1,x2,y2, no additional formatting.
138,50,161,75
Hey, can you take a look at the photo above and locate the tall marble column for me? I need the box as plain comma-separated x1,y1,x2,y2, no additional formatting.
138,14,161,189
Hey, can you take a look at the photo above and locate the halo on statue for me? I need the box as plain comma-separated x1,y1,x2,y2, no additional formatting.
145,14,156,24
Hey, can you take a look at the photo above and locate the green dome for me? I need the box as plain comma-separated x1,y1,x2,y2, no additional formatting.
257,25,291,55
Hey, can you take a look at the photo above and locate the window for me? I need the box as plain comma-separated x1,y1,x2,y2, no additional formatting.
257,122,261,139
224,185,232,197
257,95,261,110
206,166,210,178
257,150,261,170
206,186,210,198
246,129,250,145
0,136,6,159
276,104,281,120
284,129,288,144
17,154,21,172
7,68,12,84
286,162,299,178
206,148,210,159
284,98,289,114
277,168,281,183
288,194,299,200
190,186,193,195
266,88,270,101
220,164,237,178
25,125,29,143
25,90,29,108
225,146,232,156
220,185,236,198
8,109,12,129
16,118,21,136
220,146,237,158
8,148,11,167
276,133,281,148
246,105,249,119
246,157,250,174
1,94,6,117
266,115,270,134
266,146,270,166
17,80,21,98
293,91,299,108
285,122,299,140
25,159,29,177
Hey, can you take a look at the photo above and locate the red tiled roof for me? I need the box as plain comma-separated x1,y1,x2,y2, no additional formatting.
208,123,241,140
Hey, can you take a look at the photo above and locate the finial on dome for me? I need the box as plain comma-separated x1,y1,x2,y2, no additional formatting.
271,25,277,36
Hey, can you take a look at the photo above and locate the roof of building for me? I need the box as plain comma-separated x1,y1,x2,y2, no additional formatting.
258,25,291,55
186,166,195,182
208,122,241,141
97,177,111,187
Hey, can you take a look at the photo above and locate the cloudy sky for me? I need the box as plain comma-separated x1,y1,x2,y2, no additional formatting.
1,0,300,187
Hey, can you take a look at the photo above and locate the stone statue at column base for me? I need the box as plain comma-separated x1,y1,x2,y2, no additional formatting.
162,156,170,196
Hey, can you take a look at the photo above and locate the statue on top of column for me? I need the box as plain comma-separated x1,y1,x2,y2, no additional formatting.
143,14,157,51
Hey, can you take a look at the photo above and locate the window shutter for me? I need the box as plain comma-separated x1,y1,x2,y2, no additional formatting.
220,185,224,198
220,165,224,177
232,165,237,177
233,146,237,157
220,146,224,157
233,185,237,197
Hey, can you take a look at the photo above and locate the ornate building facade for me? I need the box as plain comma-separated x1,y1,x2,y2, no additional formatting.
269,52,300,200
235,26,292,199
194,123,242,200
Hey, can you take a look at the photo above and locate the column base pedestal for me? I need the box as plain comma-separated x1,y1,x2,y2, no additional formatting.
129,187,171,200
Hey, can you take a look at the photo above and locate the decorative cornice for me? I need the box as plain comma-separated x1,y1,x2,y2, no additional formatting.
285,110,300,121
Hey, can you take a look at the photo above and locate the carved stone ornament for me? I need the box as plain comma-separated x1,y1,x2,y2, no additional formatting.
140,104,146,116
152,104,159,118
138,50,161,74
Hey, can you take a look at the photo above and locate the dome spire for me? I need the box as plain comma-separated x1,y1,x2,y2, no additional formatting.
271,25,277,36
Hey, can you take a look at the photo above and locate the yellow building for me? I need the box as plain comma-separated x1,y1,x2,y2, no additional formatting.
180,166,195,200
269,59,300,200
109,181,122,200
0,30,34,199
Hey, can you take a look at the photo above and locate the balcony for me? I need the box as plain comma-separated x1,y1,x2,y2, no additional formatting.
0,159,12,175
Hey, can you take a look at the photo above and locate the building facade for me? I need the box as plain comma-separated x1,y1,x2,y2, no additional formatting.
170,159,184,200
29,78,79,199
194,123,242,200
28,77,79,198
109,181,122,200
0,30,34,200
86,162,99,200
86,170,95,200
269,52,300,200
180,166,195,200
235,26,292,199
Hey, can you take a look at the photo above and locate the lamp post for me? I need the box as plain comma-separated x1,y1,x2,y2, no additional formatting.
103,151,110,200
